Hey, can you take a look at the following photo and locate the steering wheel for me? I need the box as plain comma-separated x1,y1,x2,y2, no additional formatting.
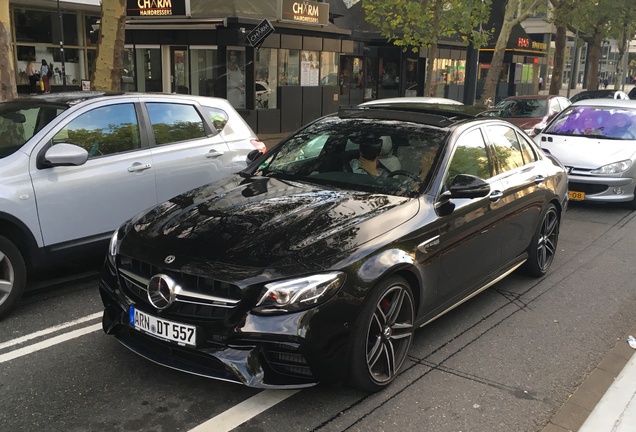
388,170,420,182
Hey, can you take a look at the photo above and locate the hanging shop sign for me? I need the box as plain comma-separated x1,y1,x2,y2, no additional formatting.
247,19,275,49
127,0,190,17
280,0,329,26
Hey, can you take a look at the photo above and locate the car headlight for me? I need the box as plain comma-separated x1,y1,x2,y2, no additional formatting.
252,272,345,315
107,228,121,267
590,160,632,174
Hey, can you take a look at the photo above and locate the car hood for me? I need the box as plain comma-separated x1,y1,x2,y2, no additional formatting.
538,134,636,169
120,175,417,269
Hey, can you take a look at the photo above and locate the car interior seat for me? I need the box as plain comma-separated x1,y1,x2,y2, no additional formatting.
378,136,401,171
396,138,430,176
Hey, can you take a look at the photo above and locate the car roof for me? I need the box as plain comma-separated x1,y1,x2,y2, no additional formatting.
359,97,464,106
571,99,636,108
500,95,560,101
356,102,485,119
338,107,497,129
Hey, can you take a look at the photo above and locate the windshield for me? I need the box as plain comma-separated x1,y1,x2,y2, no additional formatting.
0,102,67,158
252,117,448,197
543,106,636,140
495,99,548,118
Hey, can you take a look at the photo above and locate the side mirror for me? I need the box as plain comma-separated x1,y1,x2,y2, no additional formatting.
246,149,263,164
447,174,491,199
43,143,89,167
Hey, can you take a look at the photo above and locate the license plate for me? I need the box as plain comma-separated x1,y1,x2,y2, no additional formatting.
568,191,585,201
129,306,196,347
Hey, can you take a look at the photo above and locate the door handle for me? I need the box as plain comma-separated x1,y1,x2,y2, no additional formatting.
489,190,503,202
128,163,152,172
534,175,545,185
206,150,224,159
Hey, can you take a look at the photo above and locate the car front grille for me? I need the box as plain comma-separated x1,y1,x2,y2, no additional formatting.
568,182,608,195
118,255,242,320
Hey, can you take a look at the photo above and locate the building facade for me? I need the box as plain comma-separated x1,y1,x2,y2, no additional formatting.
9,0,549,133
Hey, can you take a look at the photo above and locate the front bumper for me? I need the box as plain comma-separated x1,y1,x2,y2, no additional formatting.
98,260,353,389
568,174,635,203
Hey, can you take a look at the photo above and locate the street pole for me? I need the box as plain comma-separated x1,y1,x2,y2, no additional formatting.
57,0,67,91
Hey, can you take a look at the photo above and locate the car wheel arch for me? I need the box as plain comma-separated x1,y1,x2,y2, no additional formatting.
0,214,42,272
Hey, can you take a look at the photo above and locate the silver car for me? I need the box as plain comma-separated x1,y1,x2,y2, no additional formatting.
0,92,264,319
534,99,636,208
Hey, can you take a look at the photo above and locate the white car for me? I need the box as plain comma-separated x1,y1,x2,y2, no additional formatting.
255,81,272,108
0,92,265,319
534,99,636,208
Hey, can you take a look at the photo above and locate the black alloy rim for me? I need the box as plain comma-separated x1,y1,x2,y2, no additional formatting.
537,208,558,272
365,284,414,384
0,251,14,306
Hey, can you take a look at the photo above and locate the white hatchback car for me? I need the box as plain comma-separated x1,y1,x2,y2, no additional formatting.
0,92,264,319
534,99,636,208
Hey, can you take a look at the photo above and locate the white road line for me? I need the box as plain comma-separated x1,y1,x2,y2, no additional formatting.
0,323,102,364
189,389,300,432
0,312,102,351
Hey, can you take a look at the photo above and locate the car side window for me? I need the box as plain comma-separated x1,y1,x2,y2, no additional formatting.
52,103,141,159
516,131,538,164
486,125,526,174
201,106,229,133
445,128,492,187
146,103,207,146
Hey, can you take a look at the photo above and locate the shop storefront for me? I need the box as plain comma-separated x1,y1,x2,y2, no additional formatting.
11,0,101,93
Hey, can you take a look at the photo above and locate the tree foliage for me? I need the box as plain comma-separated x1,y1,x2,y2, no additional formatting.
363,0,492,97
91,0,127,91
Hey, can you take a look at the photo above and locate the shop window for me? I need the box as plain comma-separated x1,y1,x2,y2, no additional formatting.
278,50,300,86
300,50,319,86
431,58,466,96
85,15,100,46
226,49,246,109
191,47,218,97
255,48,278,109
14,9,78,45
404,58,418,97
122,47,135,92
364,57,378,100
320,52,338,86
378,58,398,99
135,48,162,93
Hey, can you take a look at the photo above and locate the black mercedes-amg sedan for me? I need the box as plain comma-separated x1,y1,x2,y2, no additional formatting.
99,106,568,392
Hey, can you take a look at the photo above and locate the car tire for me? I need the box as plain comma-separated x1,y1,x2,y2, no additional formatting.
0,235,27,320
349,276,415,392
523,204,559,277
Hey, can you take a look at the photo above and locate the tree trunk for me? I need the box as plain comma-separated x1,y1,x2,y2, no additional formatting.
615,26,628,91
478,19,514,107
424,43,438,97
549,25,566,95
0,0,17,101
92,0,127,91
586,31,603,91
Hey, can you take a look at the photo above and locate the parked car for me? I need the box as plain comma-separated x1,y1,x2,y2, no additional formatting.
569,89,630,104
480,95,571,136
100,105,568,391
0,92,264,319
534,99,636,208
255,80,272,109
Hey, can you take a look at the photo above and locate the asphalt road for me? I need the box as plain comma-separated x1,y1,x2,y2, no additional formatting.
1,203,635,432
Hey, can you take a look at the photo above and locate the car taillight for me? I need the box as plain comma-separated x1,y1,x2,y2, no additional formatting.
251,139,266,152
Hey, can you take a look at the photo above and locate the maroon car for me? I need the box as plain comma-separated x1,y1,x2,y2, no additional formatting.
482,95,571,136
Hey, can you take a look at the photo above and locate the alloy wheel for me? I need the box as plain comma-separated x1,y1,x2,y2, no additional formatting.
365,285,414,384
536,207,558,272
0,250,15,307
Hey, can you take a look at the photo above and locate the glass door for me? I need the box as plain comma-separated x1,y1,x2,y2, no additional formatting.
171,46,189,94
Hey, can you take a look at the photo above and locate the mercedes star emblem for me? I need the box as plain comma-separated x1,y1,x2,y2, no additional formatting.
147,274,177,310
164,255,176,264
